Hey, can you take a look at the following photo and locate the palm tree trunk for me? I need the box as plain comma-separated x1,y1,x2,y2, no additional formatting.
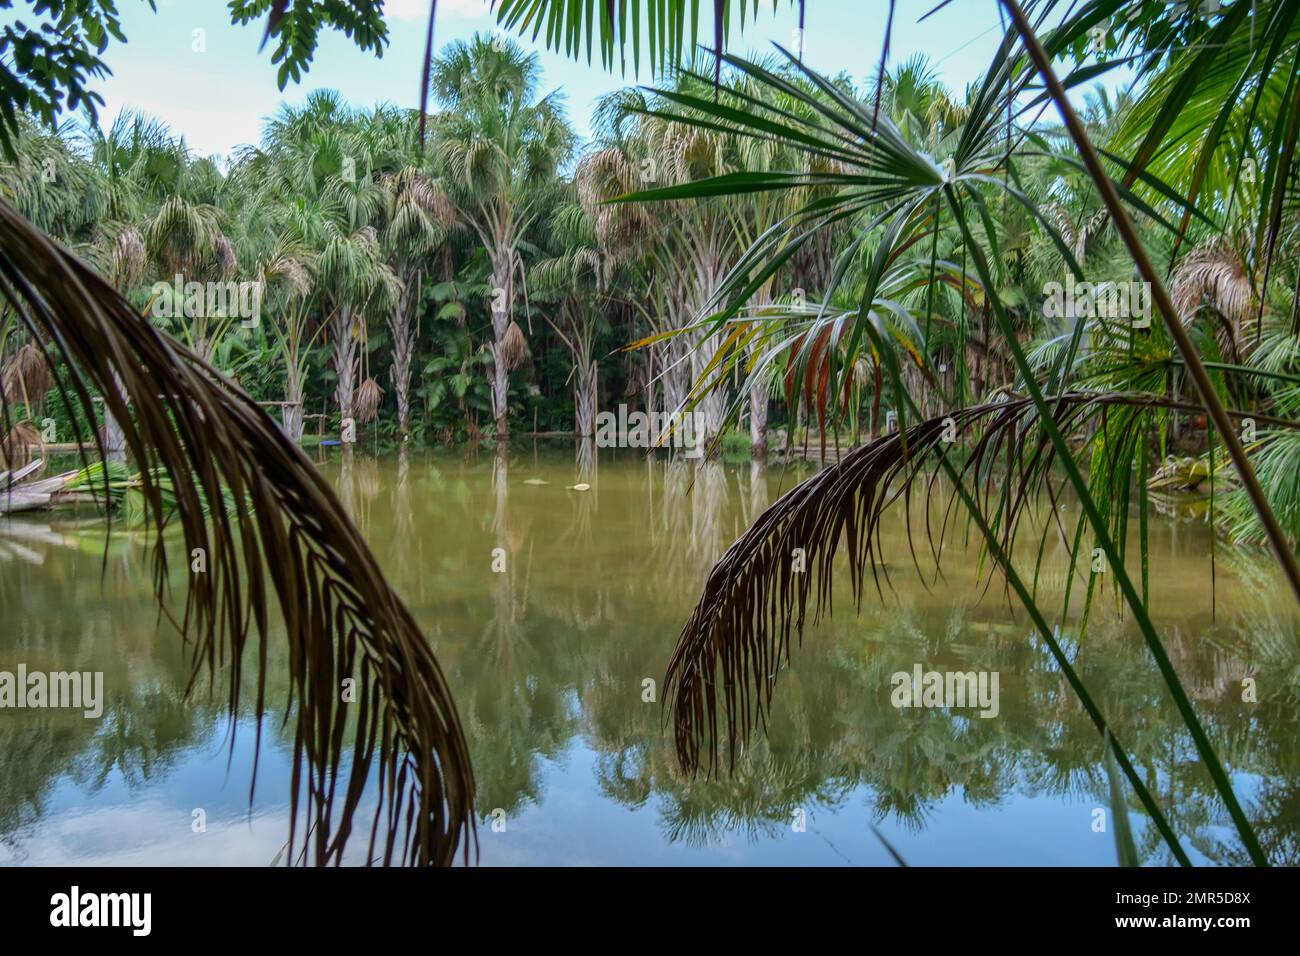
490,348,509,439
689,251,727,452
574,357,598,437
389,288,415,440
489,254,512,441
284,363,305,444
749,382,769,458
284,402,304,444
103,372,127,463
748,290,771,457
103,409,127,462
662,337,689,416
332,305,357,424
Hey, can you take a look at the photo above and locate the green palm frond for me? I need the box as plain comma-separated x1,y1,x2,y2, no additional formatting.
492,0,799,78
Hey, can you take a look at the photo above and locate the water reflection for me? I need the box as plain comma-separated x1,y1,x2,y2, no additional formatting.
1,445,1297,865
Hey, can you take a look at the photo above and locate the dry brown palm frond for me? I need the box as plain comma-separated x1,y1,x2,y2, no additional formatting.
575,148,657,249
500,319,529,372
671,126,726,182
925,92,971,136
2,343,53,406
259,252,312,300
663,391,1290,776
0,420,41,470
1043,202,1109,264
1171,236,1255,333
110,224,146,289
576,148,632,208
355,376,384,424
214,234,238,277
0,197,475,866
392,167,456,226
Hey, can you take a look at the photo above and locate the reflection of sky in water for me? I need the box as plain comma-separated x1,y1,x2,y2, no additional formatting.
0,719,294,865
2,445,1296,865
1,724,1247,866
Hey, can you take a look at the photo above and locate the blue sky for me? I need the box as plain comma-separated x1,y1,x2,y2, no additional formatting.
52,0,1021,158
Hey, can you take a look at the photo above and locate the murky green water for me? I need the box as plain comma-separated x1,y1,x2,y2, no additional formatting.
2,443,1297,865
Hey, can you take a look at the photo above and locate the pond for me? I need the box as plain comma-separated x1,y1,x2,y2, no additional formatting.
1,443,1296,865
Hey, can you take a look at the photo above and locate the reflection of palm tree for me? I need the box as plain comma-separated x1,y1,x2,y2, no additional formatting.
576,435,596,485
450,458,585,817
551,441,608,631
351,454,381,533
391,444,416,575
336,447,356,520
483,445,534,668
745,458,769,529
689,461,730,568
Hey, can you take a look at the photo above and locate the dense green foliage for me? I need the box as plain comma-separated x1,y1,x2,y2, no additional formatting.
4,0,1300,866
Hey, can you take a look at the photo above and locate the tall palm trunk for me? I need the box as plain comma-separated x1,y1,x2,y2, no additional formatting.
658,281,690,428
747,289,771,457
103,372,127,463
283,362,305,444
488,250,513,441
103,413,127,463
389,281,416,440
332,305,358,424
688,251,727,452
574,356,598,437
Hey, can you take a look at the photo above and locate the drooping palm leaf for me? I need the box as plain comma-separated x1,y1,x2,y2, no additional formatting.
0,197,475,866
665,389,1295,865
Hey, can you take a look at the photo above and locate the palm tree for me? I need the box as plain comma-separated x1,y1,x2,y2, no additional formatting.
501,0,1300,868
246,94,400,435
253,238,316,441
317,222,398,430
430,34,575,441
139,195,241,364
77,113,195,459
381,162,456,440
0,114,101,243
529,192,610,437
584,80,744,447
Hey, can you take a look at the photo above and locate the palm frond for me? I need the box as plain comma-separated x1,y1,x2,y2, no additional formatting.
500,318,530,371
2,342,53,405
491,0,796,78
1171,234,1256,330
355,375,385,424
666,391,1181,775
0,198,475,866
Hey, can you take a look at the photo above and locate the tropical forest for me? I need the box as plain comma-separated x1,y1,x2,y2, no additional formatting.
0,0,1297,886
